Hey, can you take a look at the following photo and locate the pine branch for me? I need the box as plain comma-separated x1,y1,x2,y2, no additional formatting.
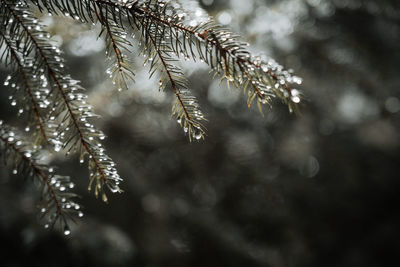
29,0,303,117
1,0,122,201
0,0,304,232
0,29,49,143
124,1,303,112
136,12,206,140
0,121,82,235
94,2,135,91
26,0,301,135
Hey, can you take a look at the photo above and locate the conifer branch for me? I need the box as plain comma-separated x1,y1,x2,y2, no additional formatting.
0,30,48,143
28,0,303,125
0,121,82,234
137,14,206,140
124,1,303,111
0,0,304,232
94,2,135,91
1,0,122,201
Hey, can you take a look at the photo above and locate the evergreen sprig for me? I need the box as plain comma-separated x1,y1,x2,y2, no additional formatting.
137,14,207,140
96,3,136,91
0,0,302,233
0,121,82,235
0,29,50,144
0,0,123,205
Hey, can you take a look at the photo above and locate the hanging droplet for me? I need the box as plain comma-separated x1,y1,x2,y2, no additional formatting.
102,193,108,202
12,169,17,175
195,131,202,140
25,126,30,132
11,100,16,106
291,96,300,103
290,89,301,103
78,211,84,217
258,97,268,104
63,226,71,236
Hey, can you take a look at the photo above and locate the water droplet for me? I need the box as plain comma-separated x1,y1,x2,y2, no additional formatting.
258,97,268,104
12,169,17,174
291,96,300,103
290,89,301,103
11,100,16,106
195,132,202,140
262,65,269,72
25,126,30,132
63,226,71,236
78,211,84,217
291,89,300,96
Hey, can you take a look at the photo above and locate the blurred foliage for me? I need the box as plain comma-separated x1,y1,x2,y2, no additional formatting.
1,0,400,266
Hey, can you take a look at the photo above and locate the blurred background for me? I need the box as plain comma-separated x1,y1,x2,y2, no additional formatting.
1,0,400,266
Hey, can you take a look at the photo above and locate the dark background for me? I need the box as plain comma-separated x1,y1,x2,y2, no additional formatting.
1,0,400,266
